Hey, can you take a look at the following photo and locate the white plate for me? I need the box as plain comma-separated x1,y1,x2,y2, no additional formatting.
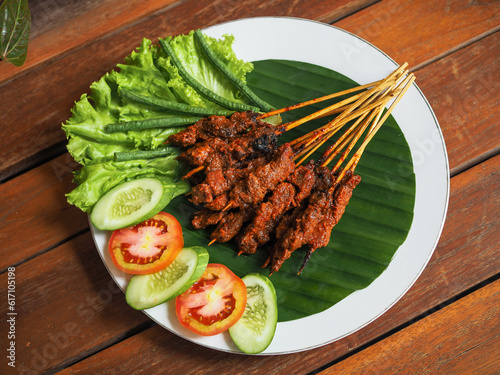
91,17,449,355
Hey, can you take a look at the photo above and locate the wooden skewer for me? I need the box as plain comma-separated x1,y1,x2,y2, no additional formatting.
290,92,395,148
182,165,205,179
329,106,382,174
279,64,407,133
319,110,373,169
334,73,415,185
257,79,384,120
222,202,233,211
293,65,410,169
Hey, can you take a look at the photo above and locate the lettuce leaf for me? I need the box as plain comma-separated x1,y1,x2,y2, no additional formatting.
157,31,253,106
63,31,259,214
67,154,190,213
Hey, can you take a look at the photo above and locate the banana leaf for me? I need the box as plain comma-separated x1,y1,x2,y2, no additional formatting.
167,59,415,322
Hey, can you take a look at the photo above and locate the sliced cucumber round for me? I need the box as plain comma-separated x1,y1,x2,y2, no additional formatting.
126,246,209,310
229,273,278,354
90,177,169,230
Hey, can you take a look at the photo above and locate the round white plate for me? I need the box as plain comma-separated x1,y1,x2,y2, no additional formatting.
91,17,449,355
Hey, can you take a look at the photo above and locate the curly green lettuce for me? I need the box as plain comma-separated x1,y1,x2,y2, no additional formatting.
63,31,258,213
66,153,190,213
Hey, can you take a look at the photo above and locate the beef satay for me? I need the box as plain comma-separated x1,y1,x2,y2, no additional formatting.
297,172,361,273
168,111,260,147
192,209,227,230
262,163,334,262
237,162,317,255
268,172,361,275
286,160,317,203
177,137,227,167
263,166,337,270
191,155,269,207
267,189,335,275
237,182,296,255
210,208,255,243
226,143,295,210
178,121,278,172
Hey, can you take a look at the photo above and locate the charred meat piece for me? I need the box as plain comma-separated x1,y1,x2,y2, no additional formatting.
177,137,227,167
192,209,226,230
211,208,255,243
190,169,228,205
267,171,361,274
204,193,230,212
286,160,317,203
168,111,260,147
178,120,278,171
190,155,269,207
228,143,296,209
237,182,296,254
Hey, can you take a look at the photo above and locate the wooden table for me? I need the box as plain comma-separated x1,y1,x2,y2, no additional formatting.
1,0,499,373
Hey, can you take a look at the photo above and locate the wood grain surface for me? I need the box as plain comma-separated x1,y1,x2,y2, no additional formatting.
0,0,498,373
1,0,498,181
318,279,500,375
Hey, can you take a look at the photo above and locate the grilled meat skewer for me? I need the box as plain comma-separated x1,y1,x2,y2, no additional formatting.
236,162,317,255
168,111,262,147
266,171,361,275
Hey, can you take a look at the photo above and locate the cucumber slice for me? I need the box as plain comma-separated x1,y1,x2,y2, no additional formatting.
229,273,278,354
90,177,169,230
126,246,209,310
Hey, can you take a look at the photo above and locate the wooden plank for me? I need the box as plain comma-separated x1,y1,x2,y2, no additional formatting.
335,0,500,68
0,233,151,374
317,279,500,375
0,0,497,180
0,153,87,270
0,0,373,181
52,155,500,374
311,153,500,358
1,32,497,268
0,0,375,84
414,32,500,174
0,0,183,84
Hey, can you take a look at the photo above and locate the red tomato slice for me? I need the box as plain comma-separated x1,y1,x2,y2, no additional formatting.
108,211,183,275
176,264,247,336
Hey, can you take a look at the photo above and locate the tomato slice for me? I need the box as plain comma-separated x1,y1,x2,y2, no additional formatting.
108,211,183,275
176,264,247,336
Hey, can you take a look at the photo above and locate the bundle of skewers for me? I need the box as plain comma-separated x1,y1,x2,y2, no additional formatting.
167,63,415,275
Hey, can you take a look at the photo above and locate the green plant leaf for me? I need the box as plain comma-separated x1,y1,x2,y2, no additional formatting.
0,0,31,67
166,60,416,322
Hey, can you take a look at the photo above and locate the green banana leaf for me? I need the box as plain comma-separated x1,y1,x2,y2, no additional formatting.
167,59,415,322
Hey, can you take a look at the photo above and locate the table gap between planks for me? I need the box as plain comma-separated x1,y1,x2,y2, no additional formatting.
0,0,498,374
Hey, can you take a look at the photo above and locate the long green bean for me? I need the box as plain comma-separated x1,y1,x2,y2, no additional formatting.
159,38,260,113
120,88,234,117
105,116,201,133
193,29,274,113
114,147,181,162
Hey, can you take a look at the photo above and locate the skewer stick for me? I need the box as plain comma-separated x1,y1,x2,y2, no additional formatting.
280,92,366,133
335,73,415,185
288,65,407,141
329,107,382,174
294,124,344,166
257,80,384,120
290,93,395,148
222,202,234,211
319,111,372,168
265,61,406,124
182,165,205,179
293,65,409,167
